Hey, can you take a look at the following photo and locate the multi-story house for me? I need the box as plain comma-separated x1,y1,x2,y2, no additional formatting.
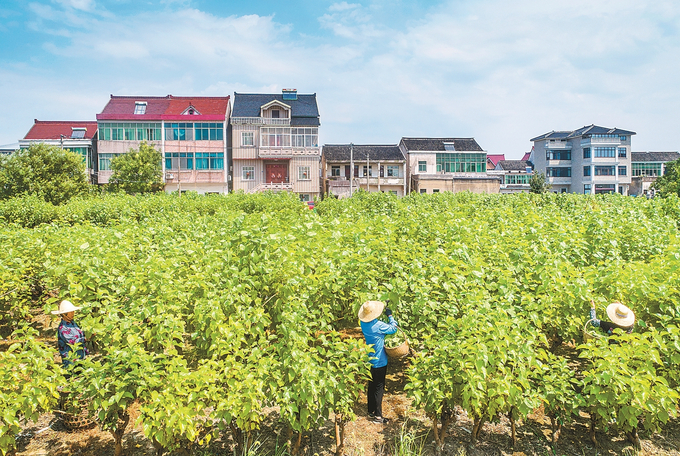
490,159,533,194
19,120,98,181
531,125,635,194
321,144,407,198
629,151,680,196
97,95,231,194
399,137,500,194
229,90,321,201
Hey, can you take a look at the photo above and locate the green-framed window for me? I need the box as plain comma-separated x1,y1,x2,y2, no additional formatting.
99,123,161,141
632,162,663,177
165,152,194,170
195,152,224,170
436,153,486,173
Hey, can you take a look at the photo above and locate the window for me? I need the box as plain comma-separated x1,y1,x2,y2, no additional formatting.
291,128,318,148
618,166,627,176
71,128,86,139
386,165,400,177
503,174,531,185
433,189,440,193
419,189,427,194
436,153,486,173
362,166,372,177
618,147,627,158
546,150,571,160
620,136,627,141
418,161,427,172
584,184,592,194
66,147,90,167
194,123,224,141
134,102,147,115
389,190,398,196
583,166,591,177
299,194,311,202
242,166,255,180
583,147,591,159
241,132,254,146
195,153,224,170
271,110,280,119
99,123,159,141
632,163,662,177
165,123,194,141
164,152,194,170
331,166,340,177
595,184,616,194
98,153,119,171
546,167,571,177
261,128,291,147
298,166,311,180
594,166,615,176
594,147,616,158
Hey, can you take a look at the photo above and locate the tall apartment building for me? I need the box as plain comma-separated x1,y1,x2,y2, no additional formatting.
531,125,635,194
229,90,321,201
96,95,231,194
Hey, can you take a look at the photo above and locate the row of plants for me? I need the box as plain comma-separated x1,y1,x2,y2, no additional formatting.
2,191,680,455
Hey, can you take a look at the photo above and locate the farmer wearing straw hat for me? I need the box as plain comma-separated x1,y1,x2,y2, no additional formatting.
358,300,398,425
589,300,635,337
51,300,89,368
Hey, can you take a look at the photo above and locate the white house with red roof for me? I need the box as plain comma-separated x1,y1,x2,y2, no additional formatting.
96,95,231,193
19,120,98,180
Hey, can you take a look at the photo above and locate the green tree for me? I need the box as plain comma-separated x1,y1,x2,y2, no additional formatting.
529,172,551,194
0,143,88,204
109,142,164,194
651,158,680,197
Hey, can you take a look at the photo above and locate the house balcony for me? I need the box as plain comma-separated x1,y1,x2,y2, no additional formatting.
330,177,405,187
231,117,290,126
581,137,621,146
259,148,320,158
547,177,571,185
545,142,572,149
251,182,294,193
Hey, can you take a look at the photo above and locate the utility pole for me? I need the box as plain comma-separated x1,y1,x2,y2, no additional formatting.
349,143,354,196
366,153,370,193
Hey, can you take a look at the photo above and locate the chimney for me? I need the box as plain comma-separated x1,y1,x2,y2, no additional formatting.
282,89,298,101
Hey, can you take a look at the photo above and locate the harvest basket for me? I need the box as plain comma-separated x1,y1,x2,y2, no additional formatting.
54,391,95,430
385,328,411,359
583,319,602,342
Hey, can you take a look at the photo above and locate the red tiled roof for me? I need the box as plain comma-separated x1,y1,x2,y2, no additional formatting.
486,154,505,167
97,95,229,121
24,120,98,140
521,152,531,161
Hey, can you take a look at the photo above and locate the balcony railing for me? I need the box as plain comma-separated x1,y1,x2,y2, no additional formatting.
255,182,294,192
581,137,621,145
231,117,290,125
259,148,320,157
545,142,572,149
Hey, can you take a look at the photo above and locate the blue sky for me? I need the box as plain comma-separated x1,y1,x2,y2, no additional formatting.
1,0,679,158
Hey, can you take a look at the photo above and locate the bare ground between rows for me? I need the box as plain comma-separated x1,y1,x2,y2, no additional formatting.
15,354,680,456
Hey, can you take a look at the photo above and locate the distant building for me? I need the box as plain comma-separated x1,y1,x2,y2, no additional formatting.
321,144,407,198
491,160,533,194
230,90,321,201
19,120,98,181
97,95,231,193
0,143,19,155
531,125,635,194
629,151,680,196
487,154,505,170
399,137,500,194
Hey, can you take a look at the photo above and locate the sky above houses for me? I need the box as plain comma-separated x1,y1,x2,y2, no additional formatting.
1,0,679,158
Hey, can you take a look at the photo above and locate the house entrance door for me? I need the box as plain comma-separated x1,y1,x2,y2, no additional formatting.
266,163,288,183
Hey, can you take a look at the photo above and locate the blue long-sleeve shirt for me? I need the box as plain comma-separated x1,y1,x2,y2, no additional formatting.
57,319,88,367
360,316,398,368
589,308,633,335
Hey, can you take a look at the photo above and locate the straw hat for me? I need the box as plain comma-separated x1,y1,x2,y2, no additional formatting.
358,300,385,322
51,300,82,315
606,302,635,327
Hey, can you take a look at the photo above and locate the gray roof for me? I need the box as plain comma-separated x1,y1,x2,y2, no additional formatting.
400,137,484,152
531,125,636,142
497,160,530,171
631,151,680,163
232,92,320,126
323,144,404,162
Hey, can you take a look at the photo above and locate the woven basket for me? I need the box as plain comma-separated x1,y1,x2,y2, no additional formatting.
385,328,410,359
55,391,95,430
583,319,601,342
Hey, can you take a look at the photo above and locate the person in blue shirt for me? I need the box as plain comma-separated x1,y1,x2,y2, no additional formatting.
51,300,89,369
589,300,635,337
358,300,398,424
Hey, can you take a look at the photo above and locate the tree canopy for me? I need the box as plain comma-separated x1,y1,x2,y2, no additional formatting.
651,158,680,197
109,142,164,194
529,172,551,194
0,143,88,204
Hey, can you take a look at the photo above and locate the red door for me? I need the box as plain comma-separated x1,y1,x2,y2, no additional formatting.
266,163,288,183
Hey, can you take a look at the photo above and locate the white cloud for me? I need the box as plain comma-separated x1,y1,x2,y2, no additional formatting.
329,2,361,12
